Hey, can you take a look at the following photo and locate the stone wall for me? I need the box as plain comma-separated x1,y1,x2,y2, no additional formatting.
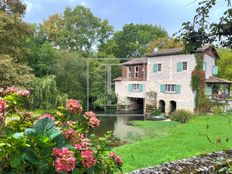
129,150,232,174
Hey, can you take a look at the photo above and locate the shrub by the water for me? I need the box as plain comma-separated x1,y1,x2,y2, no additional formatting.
151,108,162,116
212,106,224,115
0,87,123,173
170,110,193,123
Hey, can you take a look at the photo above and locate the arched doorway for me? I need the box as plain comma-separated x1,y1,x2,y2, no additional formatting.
159,100,165,113
170,100,176,113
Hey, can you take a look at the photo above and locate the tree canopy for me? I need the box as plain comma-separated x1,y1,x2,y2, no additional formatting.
42,5,113,56
105,24,167,58
217,48,232,81
178,0,232,52
145,37,184,54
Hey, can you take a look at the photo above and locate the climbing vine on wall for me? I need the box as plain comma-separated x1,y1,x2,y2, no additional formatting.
191,53,211,113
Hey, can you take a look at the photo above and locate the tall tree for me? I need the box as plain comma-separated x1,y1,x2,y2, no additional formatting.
217,48,232,81
178,0,232,52
145,37,184,54
107,23,167,58
0,55,34,88
27,25,58,77
42,5,113,56
0,0,32,62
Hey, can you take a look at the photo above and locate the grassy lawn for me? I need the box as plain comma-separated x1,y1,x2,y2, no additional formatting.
114,115,232,173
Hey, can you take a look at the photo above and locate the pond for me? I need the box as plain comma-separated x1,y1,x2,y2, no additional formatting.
94,114,145,140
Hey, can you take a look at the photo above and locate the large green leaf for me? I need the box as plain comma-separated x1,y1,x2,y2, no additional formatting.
25,117,61,141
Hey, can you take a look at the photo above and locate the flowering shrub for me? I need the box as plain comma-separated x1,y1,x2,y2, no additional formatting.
0,87,123,173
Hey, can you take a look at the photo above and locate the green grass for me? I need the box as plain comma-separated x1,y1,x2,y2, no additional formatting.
114,115,232,173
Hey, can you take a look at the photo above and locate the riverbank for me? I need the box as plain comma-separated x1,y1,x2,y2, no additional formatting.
114,115,232,173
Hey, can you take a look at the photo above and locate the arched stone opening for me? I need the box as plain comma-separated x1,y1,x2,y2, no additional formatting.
170,100,177,113
159,100,165,113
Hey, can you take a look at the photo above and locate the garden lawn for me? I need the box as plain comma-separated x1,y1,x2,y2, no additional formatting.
114,115,232,173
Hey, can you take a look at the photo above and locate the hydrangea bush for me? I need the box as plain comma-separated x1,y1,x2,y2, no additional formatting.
0,87,123,173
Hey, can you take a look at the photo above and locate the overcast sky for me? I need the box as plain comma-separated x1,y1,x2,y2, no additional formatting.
22,0,227,35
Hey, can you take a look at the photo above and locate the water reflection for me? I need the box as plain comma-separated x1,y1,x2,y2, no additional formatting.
95,114,144,141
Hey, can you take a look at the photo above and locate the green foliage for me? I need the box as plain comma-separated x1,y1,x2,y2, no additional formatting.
0,55,35,88
115,115,232,172
194,53,203,70
178,0,232,51
212,106,224,115
217,48,232,81
151,108,162,116
42,5,113,55
27,27,58,77
191,53,211,113
145,37,183,54
55,51,87,106
170,109,193,123
0,1,32,62
109,23,167,58
29,76,67,110
0,88,123,173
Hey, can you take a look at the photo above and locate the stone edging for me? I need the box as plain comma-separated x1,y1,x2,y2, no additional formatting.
129,150,232,174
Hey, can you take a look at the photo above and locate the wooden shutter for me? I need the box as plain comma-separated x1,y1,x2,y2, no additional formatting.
176,85,181,94
139,84,143,92
160,84,165,93
153,64,158,72
213,66,218,75
177,62,183,72
203,62,206,71
129,84,133,92
206,85,212,96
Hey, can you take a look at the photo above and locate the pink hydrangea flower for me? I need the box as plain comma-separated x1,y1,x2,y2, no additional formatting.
80,150,96,169
66,120,76,127
63,128,79,144
38,114,55,121
5,86,18,94
84,111,96,119
16,89,30,97
52,147,76,173
66,99,82,114
0,99,6,114
109,152,123,167
88,116,100,128
74,135,90,151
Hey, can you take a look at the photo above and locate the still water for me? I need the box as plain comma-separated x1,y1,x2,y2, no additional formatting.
94,114,145,140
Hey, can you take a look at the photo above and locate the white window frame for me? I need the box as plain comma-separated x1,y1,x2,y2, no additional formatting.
157,63,162,72
182,61,187,71
133,84,139,91
127,66,131,78
134,66,139,78
165,84,176,93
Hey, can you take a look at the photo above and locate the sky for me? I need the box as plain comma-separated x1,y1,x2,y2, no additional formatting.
22,0,227,35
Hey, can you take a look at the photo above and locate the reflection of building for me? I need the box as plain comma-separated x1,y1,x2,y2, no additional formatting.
114,45,231,114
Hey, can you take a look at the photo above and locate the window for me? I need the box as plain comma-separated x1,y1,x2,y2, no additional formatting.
157,63,162,71
153,63,161,72
160,84,181,93
182,62,187,70
127,66,131,78
133,84,139,91
177,61,188,72
129,84,143,92
134,66,139,78
165,84,176,92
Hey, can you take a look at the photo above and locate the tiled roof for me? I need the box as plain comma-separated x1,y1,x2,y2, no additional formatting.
206,76,232,84
145,45,219,57
122,57,147,65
